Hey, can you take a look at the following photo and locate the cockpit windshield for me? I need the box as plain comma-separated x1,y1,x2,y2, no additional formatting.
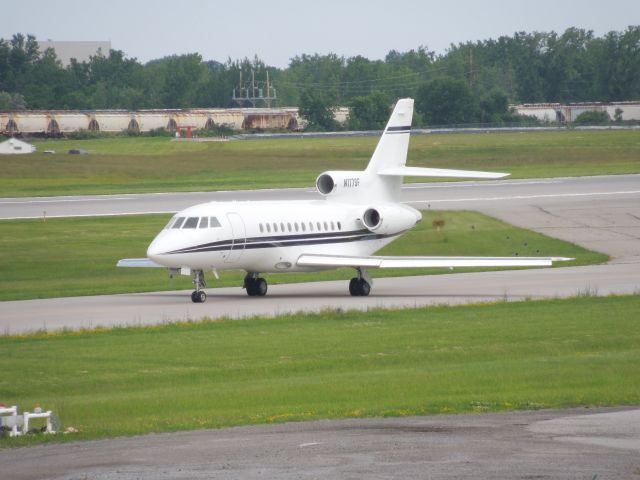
166,216,221,230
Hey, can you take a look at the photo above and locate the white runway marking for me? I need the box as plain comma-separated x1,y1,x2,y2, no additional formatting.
403,179,563,189
410,190,640,204
0,197,133,205
2,211,176,220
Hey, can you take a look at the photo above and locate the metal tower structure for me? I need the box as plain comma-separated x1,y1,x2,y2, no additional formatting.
232,70,277,107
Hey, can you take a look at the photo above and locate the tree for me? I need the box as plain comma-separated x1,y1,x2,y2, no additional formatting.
299,90,337,131
415,77,477,126
573,110,610,125
347,91,391,130
478,89,509,123
0,91,26,110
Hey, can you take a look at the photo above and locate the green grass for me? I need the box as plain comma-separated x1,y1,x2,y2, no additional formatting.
1,130,638,197
1,295,638,446
0,211,607,301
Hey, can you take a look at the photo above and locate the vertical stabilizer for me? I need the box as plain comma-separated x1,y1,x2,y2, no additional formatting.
314,98,416,203
365,98,414,174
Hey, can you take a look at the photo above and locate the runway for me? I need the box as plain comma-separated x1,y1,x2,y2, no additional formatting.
1,262,638,335
1,174,639,478
2,174,639,220
2,407,639,479
1,174,639,334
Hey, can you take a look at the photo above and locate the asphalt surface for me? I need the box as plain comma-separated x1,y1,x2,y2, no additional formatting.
1,174,639,479
1,262,638,335
2,174,639,220
2,407,639,479
1,174,639,334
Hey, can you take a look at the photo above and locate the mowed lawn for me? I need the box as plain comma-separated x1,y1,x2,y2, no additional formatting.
0,211,607,301
0,130,638,196
1,295,638,445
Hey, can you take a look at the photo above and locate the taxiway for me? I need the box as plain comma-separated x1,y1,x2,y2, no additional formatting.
1,174,639,334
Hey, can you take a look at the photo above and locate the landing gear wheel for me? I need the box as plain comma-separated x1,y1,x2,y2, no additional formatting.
244,274,268,297
349,278,359,296
191,290,206,303
190,270,207,303
349,278,371,297
254,277,267,296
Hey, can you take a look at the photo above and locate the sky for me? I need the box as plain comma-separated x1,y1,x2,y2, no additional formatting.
2,0,638,68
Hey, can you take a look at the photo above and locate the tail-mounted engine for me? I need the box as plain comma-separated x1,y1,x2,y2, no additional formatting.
316,171,365,196
360,204,422,236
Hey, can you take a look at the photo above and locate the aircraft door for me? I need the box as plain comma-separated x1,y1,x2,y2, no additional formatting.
225,212,246,263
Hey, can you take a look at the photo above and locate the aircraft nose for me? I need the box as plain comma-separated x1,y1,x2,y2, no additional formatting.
147,236,164,260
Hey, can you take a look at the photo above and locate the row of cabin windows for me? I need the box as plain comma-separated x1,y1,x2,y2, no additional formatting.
259,220,341,234
167,216,222,229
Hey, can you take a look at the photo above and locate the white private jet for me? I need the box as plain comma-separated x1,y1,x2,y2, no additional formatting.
118,98,569,302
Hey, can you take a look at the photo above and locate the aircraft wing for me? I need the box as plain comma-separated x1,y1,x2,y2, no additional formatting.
117,258,164,268
297,254,573,269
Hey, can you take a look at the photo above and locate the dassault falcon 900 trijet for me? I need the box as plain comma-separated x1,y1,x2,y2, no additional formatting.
118,98,569,302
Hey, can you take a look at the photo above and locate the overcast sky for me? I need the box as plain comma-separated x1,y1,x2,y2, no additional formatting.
2,0,638,68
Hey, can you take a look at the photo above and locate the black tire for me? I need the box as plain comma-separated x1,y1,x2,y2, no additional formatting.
191,291,199,303
198,291,207,303
245,278,256,296
255,278,268,296
349,278,359,296
358,279,371,297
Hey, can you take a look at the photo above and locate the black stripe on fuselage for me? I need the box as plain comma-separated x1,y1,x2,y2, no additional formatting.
162,229,397,255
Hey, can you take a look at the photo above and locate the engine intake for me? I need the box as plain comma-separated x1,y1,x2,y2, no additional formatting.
316,173,335,195
362,208,382,230
360,204,422,235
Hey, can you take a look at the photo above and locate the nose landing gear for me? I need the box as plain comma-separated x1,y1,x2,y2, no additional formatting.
191,269,207,303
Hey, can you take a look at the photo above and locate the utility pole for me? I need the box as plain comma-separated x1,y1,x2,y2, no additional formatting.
469,48,474,88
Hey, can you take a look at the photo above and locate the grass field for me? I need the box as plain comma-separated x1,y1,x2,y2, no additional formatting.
1,130,638,197
0,211,607,301
1,295,638,446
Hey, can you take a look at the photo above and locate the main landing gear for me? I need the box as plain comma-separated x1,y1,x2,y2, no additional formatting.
349,267,372,296
191,269,207,303
244,273,268,297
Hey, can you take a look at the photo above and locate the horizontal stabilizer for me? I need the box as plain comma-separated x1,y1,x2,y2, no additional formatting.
297,254,573,269
378,166,509,179
117,258,164,268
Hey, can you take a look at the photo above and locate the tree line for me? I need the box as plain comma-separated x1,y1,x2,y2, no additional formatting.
0,27,638,128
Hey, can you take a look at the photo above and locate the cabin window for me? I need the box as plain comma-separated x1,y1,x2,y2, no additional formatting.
280,222,285,232
210,217,221,228
294,222,299,232
287,222,292,232
309,222,314,231
266,223,271,233
331,221,335,230
183,217,199,228
273,223,278,232
337,221,342,230
323,221,328,230
259,223,264,233
317,222,322,231
301,222,306,232
172,217,185,229
199,217,209,228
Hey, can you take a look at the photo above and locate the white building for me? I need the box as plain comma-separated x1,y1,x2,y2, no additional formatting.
0,138,36,154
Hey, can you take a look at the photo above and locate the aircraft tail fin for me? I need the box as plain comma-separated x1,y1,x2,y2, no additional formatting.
317,98,509,203
365,98,414,174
